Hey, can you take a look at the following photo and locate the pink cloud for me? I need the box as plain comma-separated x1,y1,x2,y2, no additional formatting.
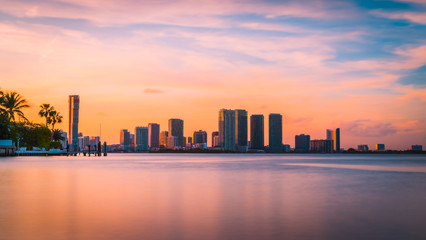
371,10,426,25
0,0,354,28
342,120,398,137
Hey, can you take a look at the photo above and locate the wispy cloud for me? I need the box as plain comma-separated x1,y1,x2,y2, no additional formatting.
342,120,398,137
144,88,164,94
371,10,426,25
0,0,425,148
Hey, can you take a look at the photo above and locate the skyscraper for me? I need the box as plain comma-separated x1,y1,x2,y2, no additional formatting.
130,134,135,151
168,119,184,147
269,113,282,153
120,129,130,152
159,131,168,147
235,109,248,151
211,131,219,147
193,130,207,144
326,128,340,152
295,134,310,152
148,123,160,149
68,95,79,151
219,109,236,151
250,114,264,150
167,136,179,149
135,127,149,151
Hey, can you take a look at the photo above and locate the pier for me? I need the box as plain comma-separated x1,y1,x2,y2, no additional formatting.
0,140,16,156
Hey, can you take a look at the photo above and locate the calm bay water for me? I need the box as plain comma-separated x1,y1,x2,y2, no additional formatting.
0,153,425,240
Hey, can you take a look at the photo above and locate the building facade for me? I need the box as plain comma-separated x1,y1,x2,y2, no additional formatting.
60,131,68,149
120,129,130,152
193,130,207,144
168,119,184,147
159,131,168,147
211,131,219,147
250,114,264,150
375,144,385,151
167,136,179,149
219,109,236,151
269,113,283,153
90,136,100,149
283,144,291,153
135,127,148,151
148,123,160,149
411,145,422,151
68,95,80,151
326,128,341,152
235,109,248,151
310,139,333,153
295,134,310,152
358,145,369,152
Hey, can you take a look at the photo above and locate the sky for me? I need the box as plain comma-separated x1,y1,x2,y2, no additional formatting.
0,0,425,149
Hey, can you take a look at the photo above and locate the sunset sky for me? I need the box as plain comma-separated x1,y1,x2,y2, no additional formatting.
1,0,425,149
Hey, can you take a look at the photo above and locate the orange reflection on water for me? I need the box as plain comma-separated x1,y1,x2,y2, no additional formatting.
2,154,425,240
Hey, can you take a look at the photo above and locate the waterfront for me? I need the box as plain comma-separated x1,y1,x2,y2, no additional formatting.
0,154,425,240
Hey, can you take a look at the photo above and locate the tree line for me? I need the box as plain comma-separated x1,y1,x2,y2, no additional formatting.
0,89,65,150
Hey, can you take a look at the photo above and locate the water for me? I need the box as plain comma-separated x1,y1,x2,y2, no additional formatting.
0,153,425,240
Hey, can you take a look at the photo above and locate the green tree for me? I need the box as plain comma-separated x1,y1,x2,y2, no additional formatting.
0,89,6,116
0,113,10,139
49,110,63,130
10,122,51,150
52,129,65,142
38,103,54,127
0,91,30,122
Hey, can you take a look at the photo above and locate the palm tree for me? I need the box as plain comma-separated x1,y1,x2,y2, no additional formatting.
0,89,4,115
49,110,63,130
38,103,54,127
52,129,65,142
0,91,30,122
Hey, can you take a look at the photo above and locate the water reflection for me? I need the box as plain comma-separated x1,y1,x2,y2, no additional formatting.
0,154,425,240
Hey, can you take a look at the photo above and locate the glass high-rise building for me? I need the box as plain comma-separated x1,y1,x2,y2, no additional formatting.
135,127,148,151
269,113,283,153
326,128,340,152
120,129,130,152
68,95,80,151
235,109,248,151
219,109,236,151
148,123,160,148
295,134,310,152
193,130,207,144
168,119,184,147
250,114,264,150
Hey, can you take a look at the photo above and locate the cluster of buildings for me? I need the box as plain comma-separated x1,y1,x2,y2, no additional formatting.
293,129,340,153
118,120,209,151
116,108,341,153
66,95,423,153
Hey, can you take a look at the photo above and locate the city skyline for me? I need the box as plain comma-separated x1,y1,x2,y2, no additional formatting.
1,0,425,150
